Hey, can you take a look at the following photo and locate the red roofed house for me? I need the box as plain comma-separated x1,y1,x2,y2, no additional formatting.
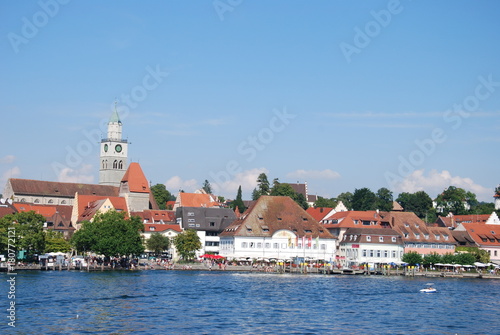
321,210,388,243
13,202,74,238
71,192,128,229
387,211,455,256
0,198,17,218
173,191,221,210
339,227,404,268
141,223,183,260
219,196,336,261
454,212,500,264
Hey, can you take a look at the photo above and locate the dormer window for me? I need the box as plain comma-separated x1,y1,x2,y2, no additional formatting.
392,237,396,242
353,220,359,225
379,236,384,242
366,236,371,242
150,227,155,231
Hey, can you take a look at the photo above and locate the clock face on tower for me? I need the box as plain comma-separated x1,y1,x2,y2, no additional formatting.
115,144,122,153
104,144,108,152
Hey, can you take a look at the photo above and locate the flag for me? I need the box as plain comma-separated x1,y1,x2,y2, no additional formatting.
308,235,312,248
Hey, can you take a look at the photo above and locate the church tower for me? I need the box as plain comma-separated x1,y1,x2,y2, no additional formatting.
99,106,128,187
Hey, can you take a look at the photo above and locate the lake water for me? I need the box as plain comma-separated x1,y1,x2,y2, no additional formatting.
2,270,499,334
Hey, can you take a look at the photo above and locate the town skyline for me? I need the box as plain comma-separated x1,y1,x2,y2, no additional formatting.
1,1,500,202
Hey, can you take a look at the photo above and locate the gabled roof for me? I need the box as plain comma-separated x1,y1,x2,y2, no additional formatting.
13,203,73,220
453,214,490,224
341,227,403,245
388,211,453,244
322,210,384,229
8,178,119,197
220,196,334,239
392,201,404,211
131,210,176,223
451,230,477,247
459,222,500,246
177,193,220,208
143,223,182,233
121,162,150,193
288,183,307,197
306,207,335,222
0,203,17,218
76,195,128,222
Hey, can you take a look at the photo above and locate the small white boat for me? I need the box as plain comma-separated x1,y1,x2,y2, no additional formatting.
420,283,437,293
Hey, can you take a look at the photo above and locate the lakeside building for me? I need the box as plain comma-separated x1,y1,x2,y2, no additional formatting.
141,222,183,260
338,227,404,268
219,196,337,262
453,212,500,264
13,203,74,238
387,211,456,255
176,207,236,256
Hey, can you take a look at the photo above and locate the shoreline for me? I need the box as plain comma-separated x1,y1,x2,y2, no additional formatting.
3,263,500,279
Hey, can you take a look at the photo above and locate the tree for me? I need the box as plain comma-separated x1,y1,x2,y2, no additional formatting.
45,231,71,253
71,211,144,257
351,188,377,211
151,184,175,210
337,192,353,210
202,179,212,194
402,251,423,266
146,233,170,256
435,186,478,215
0,211,46,260
231,185,246,213
396,191,433,219
173,229,201,261
375,187,393,212
455,252,476,265
422,252,441,268
314,196,338,208
270,181,308,209
252,173,270,200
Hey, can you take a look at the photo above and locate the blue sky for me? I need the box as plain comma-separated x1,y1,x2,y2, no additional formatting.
1,0,500,202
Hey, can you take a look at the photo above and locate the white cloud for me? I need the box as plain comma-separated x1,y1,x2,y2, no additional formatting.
286,169,340,181
57,164,95,184
392,169,492,201
210,168,268,199
165,176,199,193
0,155,16,164
1,166,21,183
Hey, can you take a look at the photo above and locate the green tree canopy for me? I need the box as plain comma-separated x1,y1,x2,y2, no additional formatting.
173,229,201,261
0,211,46,259
252,173,270,200
435,186,478,215
337,192,353,210
375,187,393,212
314,196,338,208
402,251,423,266
71,211,144,257
396,191,433,219
270,181,308,209
351,188,377,211
45,231,71,253
151,184,175,210
231,185,246,214
146,233,170,256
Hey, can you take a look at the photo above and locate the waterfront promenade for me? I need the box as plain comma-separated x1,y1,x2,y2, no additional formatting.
5,261,500,279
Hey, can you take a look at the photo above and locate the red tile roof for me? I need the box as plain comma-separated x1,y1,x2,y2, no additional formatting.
322,211,385,229
178,193,220,208
306,207,334,222
387,211,453,245
121,162,150,193
131,210,176,223
76,194,128,222
143,223,182,233
0,204,17,218
460,222,500,246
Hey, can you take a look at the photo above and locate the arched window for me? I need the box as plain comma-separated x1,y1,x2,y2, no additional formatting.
118,160,123,169
113,160,118,169
105,160,108,169
48,199,54,204
61,200,66,204
102,160,106,169
34,199,40,203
